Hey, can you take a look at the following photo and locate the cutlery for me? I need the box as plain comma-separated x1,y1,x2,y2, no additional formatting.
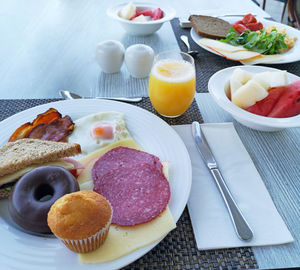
192,122,253,241
59,90,142,103
180,35,199,57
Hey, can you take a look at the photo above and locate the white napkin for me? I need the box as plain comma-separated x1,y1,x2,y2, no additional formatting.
173,123,294,250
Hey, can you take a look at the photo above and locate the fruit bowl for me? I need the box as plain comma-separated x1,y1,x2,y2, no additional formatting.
208,66,300,132
107,2,176,36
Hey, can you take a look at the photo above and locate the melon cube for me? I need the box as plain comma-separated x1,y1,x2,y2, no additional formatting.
231,68,252,85
232,79,269,109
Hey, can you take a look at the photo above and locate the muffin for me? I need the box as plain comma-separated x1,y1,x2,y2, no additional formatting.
47,190,112,253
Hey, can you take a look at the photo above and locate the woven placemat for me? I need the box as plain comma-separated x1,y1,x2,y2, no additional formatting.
170,18,300,93
0,98,258,270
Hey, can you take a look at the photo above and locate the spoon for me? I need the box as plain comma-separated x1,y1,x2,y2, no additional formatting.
180,35,199,57
59,90,142,103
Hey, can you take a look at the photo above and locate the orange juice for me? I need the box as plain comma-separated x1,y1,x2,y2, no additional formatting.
148,59,196,117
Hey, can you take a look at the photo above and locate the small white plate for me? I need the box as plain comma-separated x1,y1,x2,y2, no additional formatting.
190,16,300,64
208,66,300,131
0,99,192,270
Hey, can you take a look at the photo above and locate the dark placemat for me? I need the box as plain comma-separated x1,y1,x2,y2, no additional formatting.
170,18,300,93
0,99,258,270
0,98,203,125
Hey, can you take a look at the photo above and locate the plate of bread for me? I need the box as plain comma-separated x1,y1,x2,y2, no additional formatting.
189,15,300,64
0,99,192,270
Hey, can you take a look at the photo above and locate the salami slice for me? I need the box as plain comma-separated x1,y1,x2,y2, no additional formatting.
93,163,170,226
92,146,162,183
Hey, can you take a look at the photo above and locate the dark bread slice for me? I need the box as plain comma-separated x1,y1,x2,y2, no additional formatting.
0,138,81,177
189,15,232,39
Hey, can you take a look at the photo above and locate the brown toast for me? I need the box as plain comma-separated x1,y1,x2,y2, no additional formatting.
0,139,81,177
189,15,232,39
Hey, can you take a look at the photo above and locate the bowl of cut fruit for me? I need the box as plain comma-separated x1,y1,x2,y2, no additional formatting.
107,2,176,36
208,66,300,131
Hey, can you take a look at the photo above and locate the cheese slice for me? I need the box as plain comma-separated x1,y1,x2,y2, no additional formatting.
77,138,142,166
80,206,175,264
198,38,246,53
212,49,262,61
77,139,176,264
240,54,284,65
0,160,74,186
198,38,262,61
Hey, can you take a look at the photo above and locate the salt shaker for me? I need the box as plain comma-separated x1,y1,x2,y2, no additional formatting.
95,40,125,73
125,44,154,78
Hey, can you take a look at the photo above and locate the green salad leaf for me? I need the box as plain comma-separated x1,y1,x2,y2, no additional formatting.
220,27,287,55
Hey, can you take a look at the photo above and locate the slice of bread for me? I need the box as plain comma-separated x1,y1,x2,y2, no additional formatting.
189,15,232,39
0,139,81,177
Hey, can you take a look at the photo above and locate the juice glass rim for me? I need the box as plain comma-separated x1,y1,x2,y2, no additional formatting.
153,50,195,66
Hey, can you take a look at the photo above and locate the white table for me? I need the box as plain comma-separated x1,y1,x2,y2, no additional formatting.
0,0,269,98
1,0,299,269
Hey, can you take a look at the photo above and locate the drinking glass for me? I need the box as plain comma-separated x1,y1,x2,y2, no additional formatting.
148,51,196,118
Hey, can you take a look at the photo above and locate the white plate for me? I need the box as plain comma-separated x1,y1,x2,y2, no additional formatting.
0,99,192,270
208,65,300,131
190,16,300,64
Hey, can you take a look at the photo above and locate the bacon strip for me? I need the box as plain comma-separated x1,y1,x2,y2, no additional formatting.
9,108,62,142
27,116,74,142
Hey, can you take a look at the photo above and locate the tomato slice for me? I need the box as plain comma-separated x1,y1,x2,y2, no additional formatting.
233,24,247,34
246,22,263,31
233,20,244,26
242,13,257,24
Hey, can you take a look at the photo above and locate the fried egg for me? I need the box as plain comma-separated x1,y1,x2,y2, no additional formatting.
68,112,131,154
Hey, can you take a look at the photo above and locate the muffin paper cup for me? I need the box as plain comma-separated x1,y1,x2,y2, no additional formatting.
59,204,112,253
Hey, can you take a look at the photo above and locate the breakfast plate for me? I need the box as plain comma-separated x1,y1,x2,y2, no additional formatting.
0,99,192,270
190,16,300,64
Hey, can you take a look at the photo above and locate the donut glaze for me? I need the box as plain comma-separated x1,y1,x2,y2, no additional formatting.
8,166,79,234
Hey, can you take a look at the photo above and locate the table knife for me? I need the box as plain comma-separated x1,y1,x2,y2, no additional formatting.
192,121,253,241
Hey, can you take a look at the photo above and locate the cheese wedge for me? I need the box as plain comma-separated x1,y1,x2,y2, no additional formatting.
77,138,176,264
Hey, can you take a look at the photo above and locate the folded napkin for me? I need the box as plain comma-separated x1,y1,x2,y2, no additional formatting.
173,123,293,250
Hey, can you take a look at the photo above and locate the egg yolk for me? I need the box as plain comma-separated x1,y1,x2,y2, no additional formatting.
90,123,114,140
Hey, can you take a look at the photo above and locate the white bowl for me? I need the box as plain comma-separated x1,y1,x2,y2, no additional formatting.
208,66,300,132
107,2,176,36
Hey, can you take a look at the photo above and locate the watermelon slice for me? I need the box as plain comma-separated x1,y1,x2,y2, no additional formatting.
268,81,300,118
246,86,286,116
246,80,300,118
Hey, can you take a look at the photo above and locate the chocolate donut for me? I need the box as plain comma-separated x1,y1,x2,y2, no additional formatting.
8,166,79,234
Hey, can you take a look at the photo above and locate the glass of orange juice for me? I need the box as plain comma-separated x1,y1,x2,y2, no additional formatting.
148,51,196,118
